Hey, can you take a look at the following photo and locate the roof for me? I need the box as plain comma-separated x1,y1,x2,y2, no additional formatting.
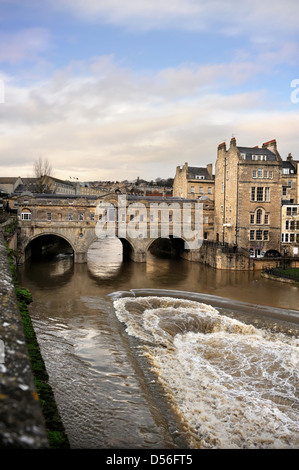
187,167,212,180
237,146,277,161
45,176,75,186
282,160,297,174
0,177,21,183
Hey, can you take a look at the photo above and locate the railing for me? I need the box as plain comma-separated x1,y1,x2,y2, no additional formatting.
262,267,299,282
202,240,250,256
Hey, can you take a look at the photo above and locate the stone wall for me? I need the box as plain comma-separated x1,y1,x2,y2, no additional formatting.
0,230,49,448
182,241,254,270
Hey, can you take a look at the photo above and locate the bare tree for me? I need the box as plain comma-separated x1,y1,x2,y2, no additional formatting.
33,156,52,193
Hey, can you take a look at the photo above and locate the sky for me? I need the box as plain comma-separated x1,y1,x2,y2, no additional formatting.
0,0,299,182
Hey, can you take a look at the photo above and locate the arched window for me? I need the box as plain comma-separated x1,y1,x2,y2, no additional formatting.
21,209,32,220
256,208,262,224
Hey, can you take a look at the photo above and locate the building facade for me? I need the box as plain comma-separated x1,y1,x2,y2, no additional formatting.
281,203,299,257
214,137,283,257
173,162,214,200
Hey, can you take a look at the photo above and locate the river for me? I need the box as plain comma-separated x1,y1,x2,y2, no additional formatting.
17,239,299,449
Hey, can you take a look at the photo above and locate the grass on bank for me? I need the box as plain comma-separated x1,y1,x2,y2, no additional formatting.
5,244,70,449
278,268,299,279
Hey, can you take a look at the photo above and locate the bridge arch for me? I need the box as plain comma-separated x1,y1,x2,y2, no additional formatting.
86,235,136,262
146,236,187,259
23,232,75,261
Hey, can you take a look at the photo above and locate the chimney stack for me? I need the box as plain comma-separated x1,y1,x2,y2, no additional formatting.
230,137,236,147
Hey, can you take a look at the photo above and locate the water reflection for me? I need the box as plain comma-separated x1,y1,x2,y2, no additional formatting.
87,238,123,279
22,254,74,288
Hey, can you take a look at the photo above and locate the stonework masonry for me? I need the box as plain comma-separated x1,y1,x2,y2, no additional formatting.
0,230,48,448
215,138,284,257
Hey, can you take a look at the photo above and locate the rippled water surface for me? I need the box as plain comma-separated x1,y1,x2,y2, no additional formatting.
17,239,299,449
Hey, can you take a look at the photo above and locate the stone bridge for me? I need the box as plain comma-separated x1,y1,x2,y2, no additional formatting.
16,193,213,264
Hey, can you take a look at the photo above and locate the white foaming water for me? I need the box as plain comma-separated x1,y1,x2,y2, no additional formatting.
113,296,299,449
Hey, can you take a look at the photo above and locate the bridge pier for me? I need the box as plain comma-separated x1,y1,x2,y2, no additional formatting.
129,249,147,263
74,251,87,263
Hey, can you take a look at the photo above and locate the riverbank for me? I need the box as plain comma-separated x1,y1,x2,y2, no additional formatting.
261,267,299,285
1,228,70,449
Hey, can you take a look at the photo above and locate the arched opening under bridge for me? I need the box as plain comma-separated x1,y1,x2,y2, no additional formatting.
25,234,74,262
147,236,185,259
87,237,134,278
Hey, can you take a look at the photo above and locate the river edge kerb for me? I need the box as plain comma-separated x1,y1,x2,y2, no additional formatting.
0,230,49,449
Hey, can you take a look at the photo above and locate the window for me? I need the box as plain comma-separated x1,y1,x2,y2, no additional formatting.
283,187,287,196
288,180,292,188
47,212,51,221
269,171,273,179
199,187,203,194
256,209,262,224
264,213,269,224
21,210,31,220
264,170,268,178
256,230,263,240
250,230,255,240
258,168,263,178
108,208,115,221
253,170,257,178
250,214,254,224
68,213,73,221
204,216,209,224
285,220,289,230
190,186,195,194
80,213,84,221
90,213,95,221
283,168,289,174
252,187,270,202
264,230,269,241
257,187,263,201
286,207,298,216
208,187,212,194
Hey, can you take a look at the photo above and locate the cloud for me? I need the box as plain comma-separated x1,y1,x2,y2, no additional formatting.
0,28,52,64
49,0,299,39
0,54,297,181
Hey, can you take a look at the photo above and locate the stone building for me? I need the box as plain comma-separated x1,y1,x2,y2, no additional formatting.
281,154,298,203
42,175,76,194
173,162,214,200
214,137,283,258
281,203,299,257
0,176,23,194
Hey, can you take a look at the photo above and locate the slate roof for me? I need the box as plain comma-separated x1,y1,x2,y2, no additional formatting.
282,160,297,174
237,146,277,161
187,167,213,180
